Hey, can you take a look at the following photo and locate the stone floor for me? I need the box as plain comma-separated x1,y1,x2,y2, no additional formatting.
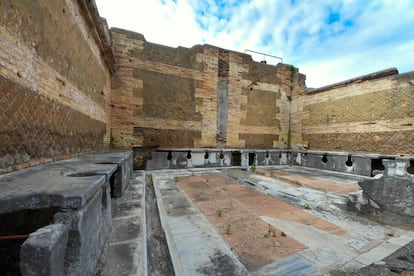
97,166,414,275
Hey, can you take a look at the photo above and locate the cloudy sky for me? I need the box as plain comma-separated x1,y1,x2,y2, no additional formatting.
95,0,414,88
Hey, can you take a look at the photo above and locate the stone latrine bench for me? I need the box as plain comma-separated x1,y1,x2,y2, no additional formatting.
145,148,414,178
0,150,132,275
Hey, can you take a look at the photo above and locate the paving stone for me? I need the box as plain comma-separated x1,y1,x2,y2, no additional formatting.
258,255,316,276
112,201,141,218
110,217,141,243
100,243,137,276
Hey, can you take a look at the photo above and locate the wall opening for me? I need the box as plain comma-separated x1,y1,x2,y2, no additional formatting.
186,151,192,159
231,151,241,166
345,154,353,167
302,153,308,162
109,173,115,198
204,151,209,159
0,208,58,275
407,159,414,175
167,151,172,161
371,158,386,176
219,151,224,160
321,154,328,164
248,153,256,166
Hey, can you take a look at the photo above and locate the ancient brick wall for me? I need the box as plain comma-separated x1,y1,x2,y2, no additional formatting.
110,28,306,150
0,0,113,173
292,70,414,155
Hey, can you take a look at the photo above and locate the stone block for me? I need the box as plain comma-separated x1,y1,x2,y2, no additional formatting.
54,188,111,276
268,151,281,165
146,152,170,170
20,223,69,276
348,173,414,226
0,151,132,275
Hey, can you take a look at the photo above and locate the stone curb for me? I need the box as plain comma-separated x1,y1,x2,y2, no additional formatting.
141,173,149,276
152,174,186,276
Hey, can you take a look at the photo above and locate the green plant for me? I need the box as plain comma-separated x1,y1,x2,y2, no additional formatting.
264,224,277,238
173,176,178,182
289,64,296,74
216,209,223,217
281,231,287,237
224,224,232,235
303,203,311,210
251,163,256,173
147,174,153,187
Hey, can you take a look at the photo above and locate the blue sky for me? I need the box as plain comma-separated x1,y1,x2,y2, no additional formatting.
95,0,414,87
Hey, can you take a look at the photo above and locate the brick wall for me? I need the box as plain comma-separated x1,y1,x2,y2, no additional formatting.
109,28,306,150
291,70,414,155
3,0,411,174
0,0,113,173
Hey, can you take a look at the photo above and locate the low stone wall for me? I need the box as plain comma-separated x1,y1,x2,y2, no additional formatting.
144,149,414,178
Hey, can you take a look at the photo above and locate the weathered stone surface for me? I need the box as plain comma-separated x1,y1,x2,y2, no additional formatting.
0,151,132,212
340,240,414,275
348,173,414,226
0,151,131,275
20,223,69,276
54,189,110,276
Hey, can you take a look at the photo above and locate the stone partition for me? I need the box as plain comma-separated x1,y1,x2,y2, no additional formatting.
291,69,414,155
0,0,114,173
109,28,306,153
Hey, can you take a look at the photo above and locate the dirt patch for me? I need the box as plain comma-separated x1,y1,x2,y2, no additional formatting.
257,168,359,195
176,173,346,270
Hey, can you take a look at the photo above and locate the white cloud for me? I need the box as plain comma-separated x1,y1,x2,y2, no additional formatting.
96,0,202,47
95,0,414,87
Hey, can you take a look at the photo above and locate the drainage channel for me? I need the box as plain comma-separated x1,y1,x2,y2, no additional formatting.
145,174,175,275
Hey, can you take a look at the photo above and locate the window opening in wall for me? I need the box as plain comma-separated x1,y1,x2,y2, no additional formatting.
231,151,241,166
321,154,328,164
407,159,414,175
167,151,172,160
345,154,353,167
204,151,209,159
186,151,192,159
248,153,256,166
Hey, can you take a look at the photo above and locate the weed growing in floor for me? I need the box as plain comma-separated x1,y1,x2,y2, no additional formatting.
251,163,256,173
147,174,153,188
264,224,277,238
303,203,311,210
216,209,223,217
224,224,232,235
173,176,178,182
281,231,287,237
